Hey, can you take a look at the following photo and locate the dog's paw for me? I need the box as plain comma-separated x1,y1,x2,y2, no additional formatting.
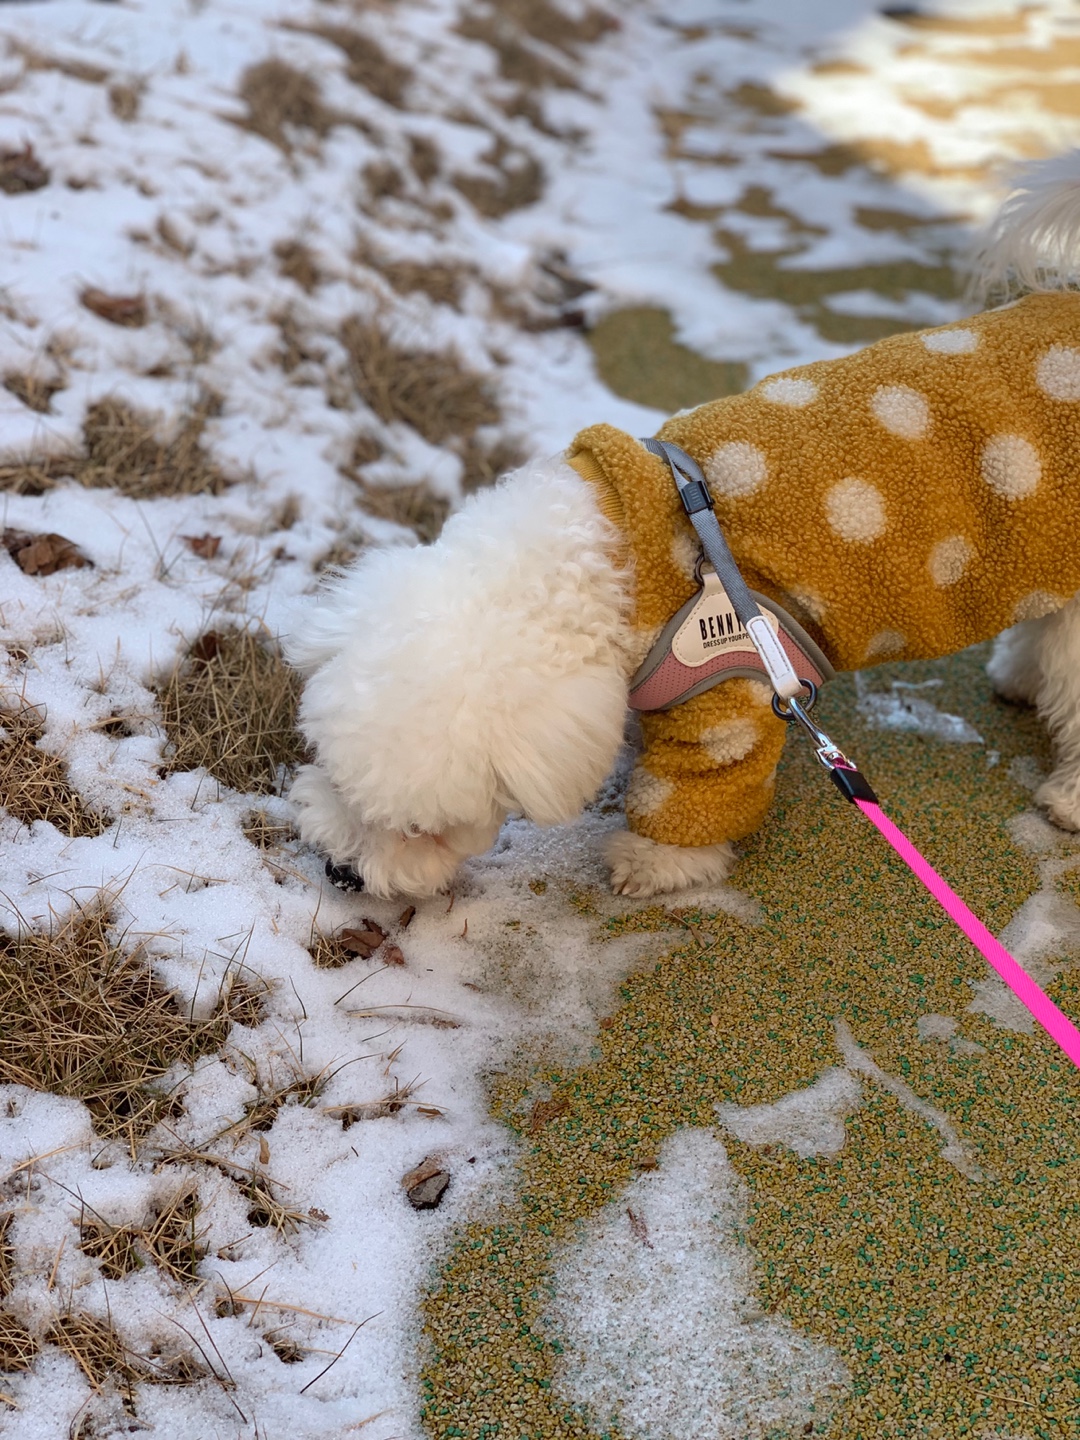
325,858,365,892
605,830,735,898
1036,773,1080,832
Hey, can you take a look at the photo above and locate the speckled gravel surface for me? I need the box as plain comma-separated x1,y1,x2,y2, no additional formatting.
422,650,1080,1439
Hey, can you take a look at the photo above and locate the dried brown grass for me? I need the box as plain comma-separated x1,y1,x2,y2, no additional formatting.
452,137,544,217
340,316,499,443
354,481,450,544
274,238,321,292
0,898,262,1147
0,1313,37,1373
0,704,107,838
242,810,299,851
459,434,528,493
237,59,337,151
157,627,304,796
408,134,441,184
304,25,412,107
47,1310,206,1389
0,1215,13,1299
0,395,228,499
79,1183,206,1287
2,370,64,414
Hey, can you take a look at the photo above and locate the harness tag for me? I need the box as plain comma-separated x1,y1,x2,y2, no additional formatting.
671,568,780,669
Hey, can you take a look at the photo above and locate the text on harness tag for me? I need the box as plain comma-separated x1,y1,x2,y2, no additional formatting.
671,567,780,669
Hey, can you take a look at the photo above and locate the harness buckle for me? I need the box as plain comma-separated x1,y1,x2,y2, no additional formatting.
678,478,714,517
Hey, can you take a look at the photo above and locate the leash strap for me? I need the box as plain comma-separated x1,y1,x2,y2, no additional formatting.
642,439,805,701
777,686,1080,1071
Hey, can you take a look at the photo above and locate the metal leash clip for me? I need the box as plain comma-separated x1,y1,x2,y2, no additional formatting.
772,679,879,804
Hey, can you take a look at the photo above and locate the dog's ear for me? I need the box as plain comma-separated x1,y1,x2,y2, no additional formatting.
490,665,627,826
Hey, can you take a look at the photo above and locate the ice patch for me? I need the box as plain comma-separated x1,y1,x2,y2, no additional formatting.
855,674,982,744
545,1129,850,1440
716,1066,862,1158
834,1019,987,1181
968,886,1080,1035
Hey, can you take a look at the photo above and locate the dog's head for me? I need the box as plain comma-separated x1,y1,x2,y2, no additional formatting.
287,461,631,894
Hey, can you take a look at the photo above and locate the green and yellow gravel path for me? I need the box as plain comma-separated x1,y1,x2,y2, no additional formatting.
422,650,1080,1439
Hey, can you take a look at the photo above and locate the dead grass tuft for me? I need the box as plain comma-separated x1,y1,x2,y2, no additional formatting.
241,1171,318,1235
459,433,528,493
340,316,499,443
0,704,107,838
408,134,441,184
452,137,544,218
0,395,228,499
237,60,337,151
275,306,326,374
79,1183,206,1287
305,25,412,107
274,238,321,292
80,287,147,329
382,259,465,307
156,626,304,796
0,1313,37,1373
47,1310,206,1389
354,481,450,543
458,10,574,90
361,158,405,201
0,1214,13,1298
0,898,261,1147
242,810,299,851
0,144,49,195
108,81,142,122
2,370,64,414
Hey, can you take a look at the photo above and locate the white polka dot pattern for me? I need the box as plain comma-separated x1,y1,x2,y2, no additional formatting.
1036,346,1080,401
701,719,758,766
929,535,974,587
824,478,887,543
625,768,674,819
1013,591,1063,623
980,434,1041,499
760,376,818,407
870,384,930,439
921,328,978,355
704,441,768,497
865,630,905,659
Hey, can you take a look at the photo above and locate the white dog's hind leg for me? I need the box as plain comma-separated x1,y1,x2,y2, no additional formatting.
1032,594,1080,830
605,829,736,898
987,618,1048,705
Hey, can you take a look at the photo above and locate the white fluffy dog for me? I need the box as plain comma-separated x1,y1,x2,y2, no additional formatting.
287,155,1080,900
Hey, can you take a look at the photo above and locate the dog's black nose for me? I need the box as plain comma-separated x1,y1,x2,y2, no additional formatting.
325,858,365,892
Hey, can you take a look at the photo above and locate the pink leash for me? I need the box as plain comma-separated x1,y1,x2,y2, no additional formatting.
774,684,1080,1071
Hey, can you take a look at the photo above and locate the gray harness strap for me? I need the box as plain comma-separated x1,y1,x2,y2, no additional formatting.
629,439,835,712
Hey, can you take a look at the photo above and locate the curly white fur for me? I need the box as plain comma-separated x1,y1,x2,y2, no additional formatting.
287,458,719,897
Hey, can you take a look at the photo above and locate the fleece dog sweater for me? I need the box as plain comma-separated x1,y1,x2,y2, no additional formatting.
568,291,1080,850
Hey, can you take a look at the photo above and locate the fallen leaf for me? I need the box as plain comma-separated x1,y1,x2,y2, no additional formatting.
2,528,92,577
627,1206,653,1248
258,1136,270,1166
338,920,387,958
397,905,416,929
308,1206,329,1222
529,1097,569,1133
182,533,222,559
383,943,405,966
0,144,49,194
80,286,147,328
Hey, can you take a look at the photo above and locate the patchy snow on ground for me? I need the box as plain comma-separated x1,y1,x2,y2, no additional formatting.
1,0,1080,1435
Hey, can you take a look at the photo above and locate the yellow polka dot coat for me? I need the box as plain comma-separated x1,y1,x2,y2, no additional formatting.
568,293,1080,849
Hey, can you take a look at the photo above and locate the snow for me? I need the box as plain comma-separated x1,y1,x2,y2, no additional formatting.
1,0,1079,1434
